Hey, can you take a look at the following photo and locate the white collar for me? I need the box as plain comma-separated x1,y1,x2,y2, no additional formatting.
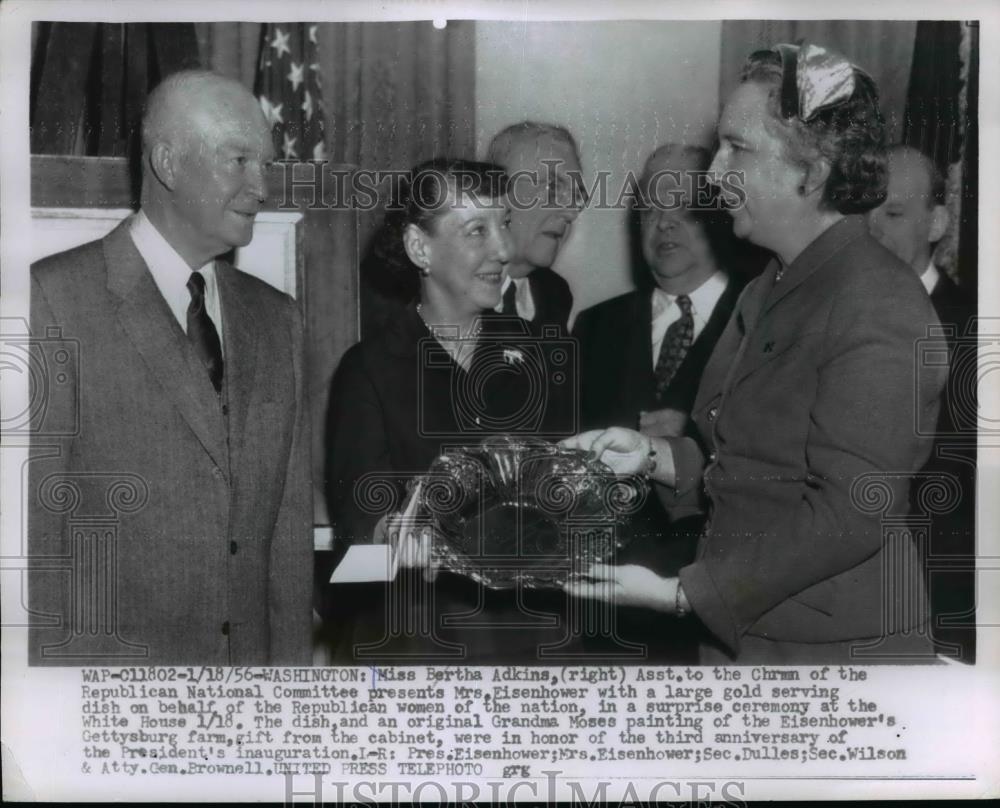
129,210,223,350
920,260,941,296
496,273,536,320
651,270,727,319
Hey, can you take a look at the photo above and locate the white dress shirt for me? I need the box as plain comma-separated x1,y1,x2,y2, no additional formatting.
650,271,727,369
920,260,941,296
494,275,536,321
129,210,225,356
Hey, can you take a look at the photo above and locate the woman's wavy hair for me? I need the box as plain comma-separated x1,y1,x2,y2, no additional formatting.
366,158,510,301
742,49,888,214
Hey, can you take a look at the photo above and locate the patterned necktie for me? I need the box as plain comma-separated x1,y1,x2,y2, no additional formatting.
500,280,518,316
653,294,694,401
186,272,224,394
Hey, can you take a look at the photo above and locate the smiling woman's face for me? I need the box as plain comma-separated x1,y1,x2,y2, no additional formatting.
419,191,514,313
709,81,805,253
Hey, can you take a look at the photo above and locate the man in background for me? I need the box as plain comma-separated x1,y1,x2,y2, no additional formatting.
487,121,588,333
868,143,977,662
868,144,974,332
29,70,313,666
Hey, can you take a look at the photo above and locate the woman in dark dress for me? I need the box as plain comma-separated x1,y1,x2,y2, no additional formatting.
562,44,947,665
326,158,573,662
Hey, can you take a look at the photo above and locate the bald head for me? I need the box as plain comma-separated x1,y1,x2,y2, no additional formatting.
142,70,268,158
140,70,275,268
487,122,579,168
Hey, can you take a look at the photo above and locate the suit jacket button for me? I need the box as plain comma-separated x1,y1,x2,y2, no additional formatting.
213,467,224,479
708,406,719,421
222,404,229,416
230,541,238,555
708,451,718,463
221,621,230,636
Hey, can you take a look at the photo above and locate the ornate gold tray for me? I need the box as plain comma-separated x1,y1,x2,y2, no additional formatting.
414,436,646,589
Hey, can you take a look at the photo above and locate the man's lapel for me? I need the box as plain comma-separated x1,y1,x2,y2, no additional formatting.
104,220,229,474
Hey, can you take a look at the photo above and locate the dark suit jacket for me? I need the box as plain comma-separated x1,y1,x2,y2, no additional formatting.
29,218,313,666
527,266,574,333
664,217,945,659
929,271,975,340
573,275,745,433
925,270,977,659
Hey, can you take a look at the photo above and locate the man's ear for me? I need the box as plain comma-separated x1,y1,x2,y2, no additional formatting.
402,223,430,270
929,203,950,243
802,158,832,197
148,141,178,191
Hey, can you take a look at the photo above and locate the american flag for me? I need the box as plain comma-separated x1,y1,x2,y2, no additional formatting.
255,23,326,161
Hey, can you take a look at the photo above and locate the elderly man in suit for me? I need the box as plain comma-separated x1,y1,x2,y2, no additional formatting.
487,121,587,333
29,70,313,666
868,144,977,661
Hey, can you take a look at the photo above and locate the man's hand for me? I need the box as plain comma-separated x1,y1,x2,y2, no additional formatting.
563,563,679,613
639,407,688,438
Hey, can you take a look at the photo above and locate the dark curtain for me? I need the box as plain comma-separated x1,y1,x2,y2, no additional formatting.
903,21,977,291
30,22,201,159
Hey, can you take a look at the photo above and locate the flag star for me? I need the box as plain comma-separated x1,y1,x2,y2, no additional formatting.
259,96,284,126
312,141,326,161
301,89,314,121
309,25,319,45
270,27,291,59
287,61,305,92
282,132,298,160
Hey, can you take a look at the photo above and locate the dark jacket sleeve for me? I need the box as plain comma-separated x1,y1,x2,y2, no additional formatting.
325,345,393,547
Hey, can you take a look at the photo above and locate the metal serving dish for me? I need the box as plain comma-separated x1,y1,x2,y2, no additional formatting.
414,436,646,589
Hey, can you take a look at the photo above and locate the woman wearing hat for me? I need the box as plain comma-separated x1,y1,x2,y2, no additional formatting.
562,44,947,664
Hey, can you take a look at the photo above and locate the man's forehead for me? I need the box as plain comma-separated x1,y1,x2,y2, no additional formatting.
644,149,702,182
506,134,580,171
190,103,272,150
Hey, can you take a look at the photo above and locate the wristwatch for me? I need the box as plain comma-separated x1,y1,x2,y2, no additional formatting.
675,582,691,617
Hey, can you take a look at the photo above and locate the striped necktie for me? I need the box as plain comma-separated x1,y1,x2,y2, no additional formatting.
653,294,693,401
186,272,224,394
